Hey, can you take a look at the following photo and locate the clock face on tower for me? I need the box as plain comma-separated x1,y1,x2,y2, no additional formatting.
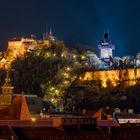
98,32,115,61
101,48,112,58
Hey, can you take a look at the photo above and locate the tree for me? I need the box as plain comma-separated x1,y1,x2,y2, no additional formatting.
11,41,66,97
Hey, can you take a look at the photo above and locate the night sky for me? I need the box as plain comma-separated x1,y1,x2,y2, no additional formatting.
0,0,140,56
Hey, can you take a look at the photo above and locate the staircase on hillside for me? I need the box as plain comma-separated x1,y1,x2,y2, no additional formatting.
44,63,81,107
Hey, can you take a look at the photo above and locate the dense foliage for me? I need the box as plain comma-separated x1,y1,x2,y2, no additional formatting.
11,41,67,97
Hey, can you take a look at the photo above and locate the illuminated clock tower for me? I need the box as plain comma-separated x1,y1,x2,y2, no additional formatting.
98,32,115,62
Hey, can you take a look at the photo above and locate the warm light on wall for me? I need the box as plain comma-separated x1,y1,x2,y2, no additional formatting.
31,117,36,122
80,68,140,88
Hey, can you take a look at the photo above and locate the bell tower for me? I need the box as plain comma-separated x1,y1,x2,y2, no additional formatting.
1,71,14,94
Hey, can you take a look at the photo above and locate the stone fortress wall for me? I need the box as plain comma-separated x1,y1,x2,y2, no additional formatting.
80,68,140,88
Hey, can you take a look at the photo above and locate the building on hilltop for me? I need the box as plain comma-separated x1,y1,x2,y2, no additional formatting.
98,32,115,63
7,37,38,56
0,30,59,70
43,29,56,47
7,30,56,57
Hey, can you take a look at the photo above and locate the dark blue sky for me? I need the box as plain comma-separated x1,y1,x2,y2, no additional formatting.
0,0,140,56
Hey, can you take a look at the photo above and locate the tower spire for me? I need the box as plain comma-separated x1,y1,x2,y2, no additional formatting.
4,71,11,86
49,28,52,36
1,70,14,94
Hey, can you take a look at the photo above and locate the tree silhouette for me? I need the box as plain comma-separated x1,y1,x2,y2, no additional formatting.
11,41,66,97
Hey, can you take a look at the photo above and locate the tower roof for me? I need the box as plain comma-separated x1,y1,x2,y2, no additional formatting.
102,32,111,43
1,71,14,94
3,71,11,86
98,31,115,50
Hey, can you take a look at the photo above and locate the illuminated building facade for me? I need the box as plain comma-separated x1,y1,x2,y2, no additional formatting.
0,30,58,69
7,30,56,57
8,37,38,56
98,32,115,62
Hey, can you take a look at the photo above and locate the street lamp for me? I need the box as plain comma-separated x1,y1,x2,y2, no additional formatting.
63,73,69,78
66,67,71,71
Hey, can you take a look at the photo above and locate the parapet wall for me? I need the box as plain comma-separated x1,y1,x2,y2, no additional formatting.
79,68,140,88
